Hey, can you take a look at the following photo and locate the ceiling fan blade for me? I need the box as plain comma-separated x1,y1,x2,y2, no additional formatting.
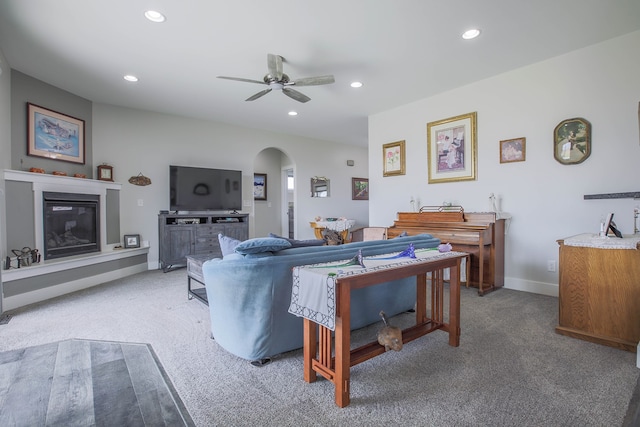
290,75,335,86
282,87,310,103
245,88,272,101
218,76,266,85
267,54,283,81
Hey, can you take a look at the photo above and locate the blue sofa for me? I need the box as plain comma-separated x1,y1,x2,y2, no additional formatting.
201,234,440,362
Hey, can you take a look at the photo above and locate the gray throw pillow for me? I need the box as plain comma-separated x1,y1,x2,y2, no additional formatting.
218,234,242,257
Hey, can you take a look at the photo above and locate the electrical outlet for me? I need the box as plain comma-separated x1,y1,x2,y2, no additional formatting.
547,260,556,272
137,199,144,207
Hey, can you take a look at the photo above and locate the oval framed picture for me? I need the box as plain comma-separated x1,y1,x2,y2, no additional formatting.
554,117,591,165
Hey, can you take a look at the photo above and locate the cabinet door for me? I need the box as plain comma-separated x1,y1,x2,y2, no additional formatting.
164,226,195,262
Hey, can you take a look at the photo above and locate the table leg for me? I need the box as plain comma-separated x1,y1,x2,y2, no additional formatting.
303,319,317,383
415,273,427,324
334,282,351,407
449,260,461,347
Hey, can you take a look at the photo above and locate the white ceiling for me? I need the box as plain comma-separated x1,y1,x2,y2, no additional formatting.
1,1,639,147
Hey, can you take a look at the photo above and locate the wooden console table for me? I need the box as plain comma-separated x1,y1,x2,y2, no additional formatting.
556,235,640,352
293,251,466,407
387,211,505,295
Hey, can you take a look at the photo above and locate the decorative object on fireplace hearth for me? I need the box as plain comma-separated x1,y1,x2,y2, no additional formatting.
11,247,39,267
124,234,141,248
128,173,152,186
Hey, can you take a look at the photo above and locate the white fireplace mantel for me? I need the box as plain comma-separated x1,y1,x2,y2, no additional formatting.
4,169,122,254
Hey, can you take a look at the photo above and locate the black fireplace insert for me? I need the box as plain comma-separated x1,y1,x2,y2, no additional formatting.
43,192,100,260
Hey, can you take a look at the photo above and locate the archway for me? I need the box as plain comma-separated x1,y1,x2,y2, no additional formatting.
253,148,295,238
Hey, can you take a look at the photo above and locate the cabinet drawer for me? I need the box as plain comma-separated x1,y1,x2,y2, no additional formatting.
196,225,224,237
428,230,484,245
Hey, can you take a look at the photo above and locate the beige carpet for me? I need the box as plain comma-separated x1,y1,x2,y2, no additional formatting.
0,269,638,426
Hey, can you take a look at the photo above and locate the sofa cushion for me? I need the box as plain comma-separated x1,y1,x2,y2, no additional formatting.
234,237,292,254
268,233,325,248
218,234,242,256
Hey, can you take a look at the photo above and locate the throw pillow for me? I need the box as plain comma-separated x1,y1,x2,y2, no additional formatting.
218,234,242,257
268,233,325,248
234,237,292,255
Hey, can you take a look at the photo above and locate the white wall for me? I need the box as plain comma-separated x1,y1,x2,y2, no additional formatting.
92,104,369,268
369,31,640,296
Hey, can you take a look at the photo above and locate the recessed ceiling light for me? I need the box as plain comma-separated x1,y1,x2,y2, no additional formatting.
144,10,166,23
350,81,363,88
462,29,481,40
288,111,298,116
124,75,138,82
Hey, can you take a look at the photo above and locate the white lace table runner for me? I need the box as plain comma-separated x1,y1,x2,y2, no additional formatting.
288,249,465,330
314,219,356,232
562,233,640,249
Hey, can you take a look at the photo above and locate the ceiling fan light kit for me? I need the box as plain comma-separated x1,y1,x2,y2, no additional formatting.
218,54,335,103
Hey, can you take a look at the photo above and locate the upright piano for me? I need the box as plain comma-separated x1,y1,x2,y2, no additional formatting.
387,208,505,295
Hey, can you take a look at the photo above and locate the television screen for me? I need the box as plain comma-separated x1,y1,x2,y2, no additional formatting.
170,165,242,212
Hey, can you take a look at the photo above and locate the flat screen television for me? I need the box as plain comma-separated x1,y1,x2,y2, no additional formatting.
169,165,242,212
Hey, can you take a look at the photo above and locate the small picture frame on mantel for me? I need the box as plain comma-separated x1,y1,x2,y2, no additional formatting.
97,164,113,181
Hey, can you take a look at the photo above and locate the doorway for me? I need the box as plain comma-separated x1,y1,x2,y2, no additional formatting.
282,168,294,238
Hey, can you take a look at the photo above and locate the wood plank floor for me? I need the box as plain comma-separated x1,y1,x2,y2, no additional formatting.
0,339,194,426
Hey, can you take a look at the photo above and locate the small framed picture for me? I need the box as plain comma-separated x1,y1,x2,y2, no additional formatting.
124,234,141,248
253,173,267,200
382,140,406,177
351,177,369,200
500,137,526,163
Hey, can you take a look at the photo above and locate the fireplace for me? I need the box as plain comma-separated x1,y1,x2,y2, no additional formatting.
43,192,100,260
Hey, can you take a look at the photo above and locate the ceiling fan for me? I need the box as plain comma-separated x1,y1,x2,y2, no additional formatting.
218,54,335,103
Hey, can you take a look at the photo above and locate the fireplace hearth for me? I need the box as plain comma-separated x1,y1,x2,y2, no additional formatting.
43,192,100,260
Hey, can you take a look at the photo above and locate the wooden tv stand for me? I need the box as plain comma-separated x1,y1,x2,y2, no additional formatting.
387,210,505,295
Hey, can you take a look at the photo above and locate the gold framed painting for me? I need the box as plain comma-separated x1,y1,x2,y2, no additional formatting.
500,137,526,163
382,140,405,177
427,112,477,184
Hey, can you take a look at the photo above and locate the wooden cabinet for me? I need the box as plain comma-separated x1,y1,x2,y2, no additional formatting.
556,238,640,352
387,211,505,295
158,212,248,272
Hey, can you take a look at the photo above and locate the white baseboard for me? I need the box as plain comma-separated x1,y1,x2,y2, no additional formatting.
3,264,148,311
504,276,558,297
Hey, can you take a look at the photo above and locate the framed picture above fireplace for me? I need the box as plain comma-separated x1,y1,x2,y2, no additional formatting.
27,103,86,164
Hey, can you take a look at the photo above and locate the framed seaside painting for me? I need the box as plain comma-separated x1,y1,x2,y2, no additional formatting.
27,103,85,164
382,140,406,177
427,112,477,184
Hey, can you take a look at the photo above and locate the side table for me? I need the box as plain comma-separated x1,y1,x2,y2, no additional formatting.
186,254,211,305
